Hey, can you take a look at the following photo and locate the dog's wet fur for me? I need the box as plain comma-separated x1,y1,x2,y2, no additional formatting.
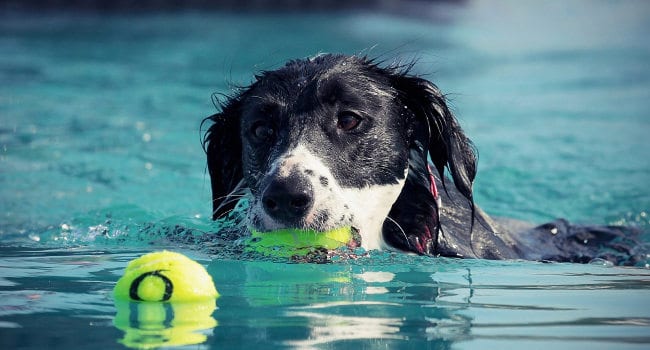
203,54,642,265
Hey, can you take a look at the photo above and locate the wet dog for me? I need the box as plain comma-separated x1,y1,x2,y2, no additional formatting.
203,54,642,264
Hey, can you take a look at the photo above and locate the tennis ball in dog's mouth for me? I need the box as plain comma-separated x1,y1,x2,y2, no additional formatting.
113,251,218,302
246,226,354,257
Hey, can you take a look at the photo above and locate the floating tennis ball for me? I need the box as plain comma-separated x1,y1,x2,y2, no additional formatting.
113,251,218,302
246,226,353,258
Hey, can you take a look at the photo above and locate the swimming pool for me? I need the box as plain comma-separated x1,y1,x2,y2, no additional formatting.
1,1,649,349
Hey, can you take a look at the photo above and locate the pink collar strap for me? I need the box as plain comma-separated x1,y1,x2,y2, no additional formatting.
427,164,442,209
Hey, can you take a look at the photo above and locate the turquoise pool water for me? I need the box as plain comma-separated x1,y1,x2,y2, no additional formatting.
1,1,650,349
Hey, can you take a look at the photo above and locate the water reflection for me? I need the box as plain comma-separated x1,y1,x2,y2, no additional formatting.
113,299,217,349
285,302,404,347
209,259,476,348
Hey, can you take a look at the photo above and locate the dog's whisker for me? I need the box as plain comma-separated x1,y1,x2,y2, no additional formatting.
213,199,241,213
213,208,233,221
212,179,248,218
385,216,411,250
210,194,243,203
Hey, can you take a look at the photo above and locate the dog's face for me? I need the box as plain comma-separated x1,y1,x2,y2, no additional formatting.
238,57,411,249
205,54,477,254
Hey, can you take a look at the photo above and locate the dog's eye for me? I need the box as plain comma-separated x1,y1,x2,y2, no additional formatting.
251,122,275,142
337,113,361,131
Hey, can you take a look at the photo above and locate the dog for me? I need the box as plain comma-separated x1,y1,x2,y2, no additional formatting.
203,54,642,265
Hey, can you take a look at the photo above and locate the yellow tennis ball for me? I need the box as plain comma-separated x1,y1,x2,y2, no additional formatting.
113,251,218,302
246,226,353,257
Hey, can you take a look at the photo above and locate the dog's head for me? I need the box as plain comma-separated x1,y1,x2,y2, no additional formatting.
203,54,476,254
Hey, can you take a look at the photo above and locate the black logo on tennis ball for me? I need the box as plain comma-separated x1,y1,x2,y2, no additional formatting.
129,270,173,302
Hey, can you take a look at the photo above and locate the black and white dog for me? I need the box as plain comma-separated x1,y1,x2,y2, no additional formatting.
203,54,641,264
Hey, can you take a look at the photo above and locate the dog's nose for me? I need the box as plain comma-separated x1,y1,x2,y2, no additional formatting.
262,177,314,223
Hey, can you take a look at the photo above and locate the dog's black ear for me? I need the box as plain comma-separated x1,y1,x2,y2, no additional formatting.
393,75,477,202
202,101,244,220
